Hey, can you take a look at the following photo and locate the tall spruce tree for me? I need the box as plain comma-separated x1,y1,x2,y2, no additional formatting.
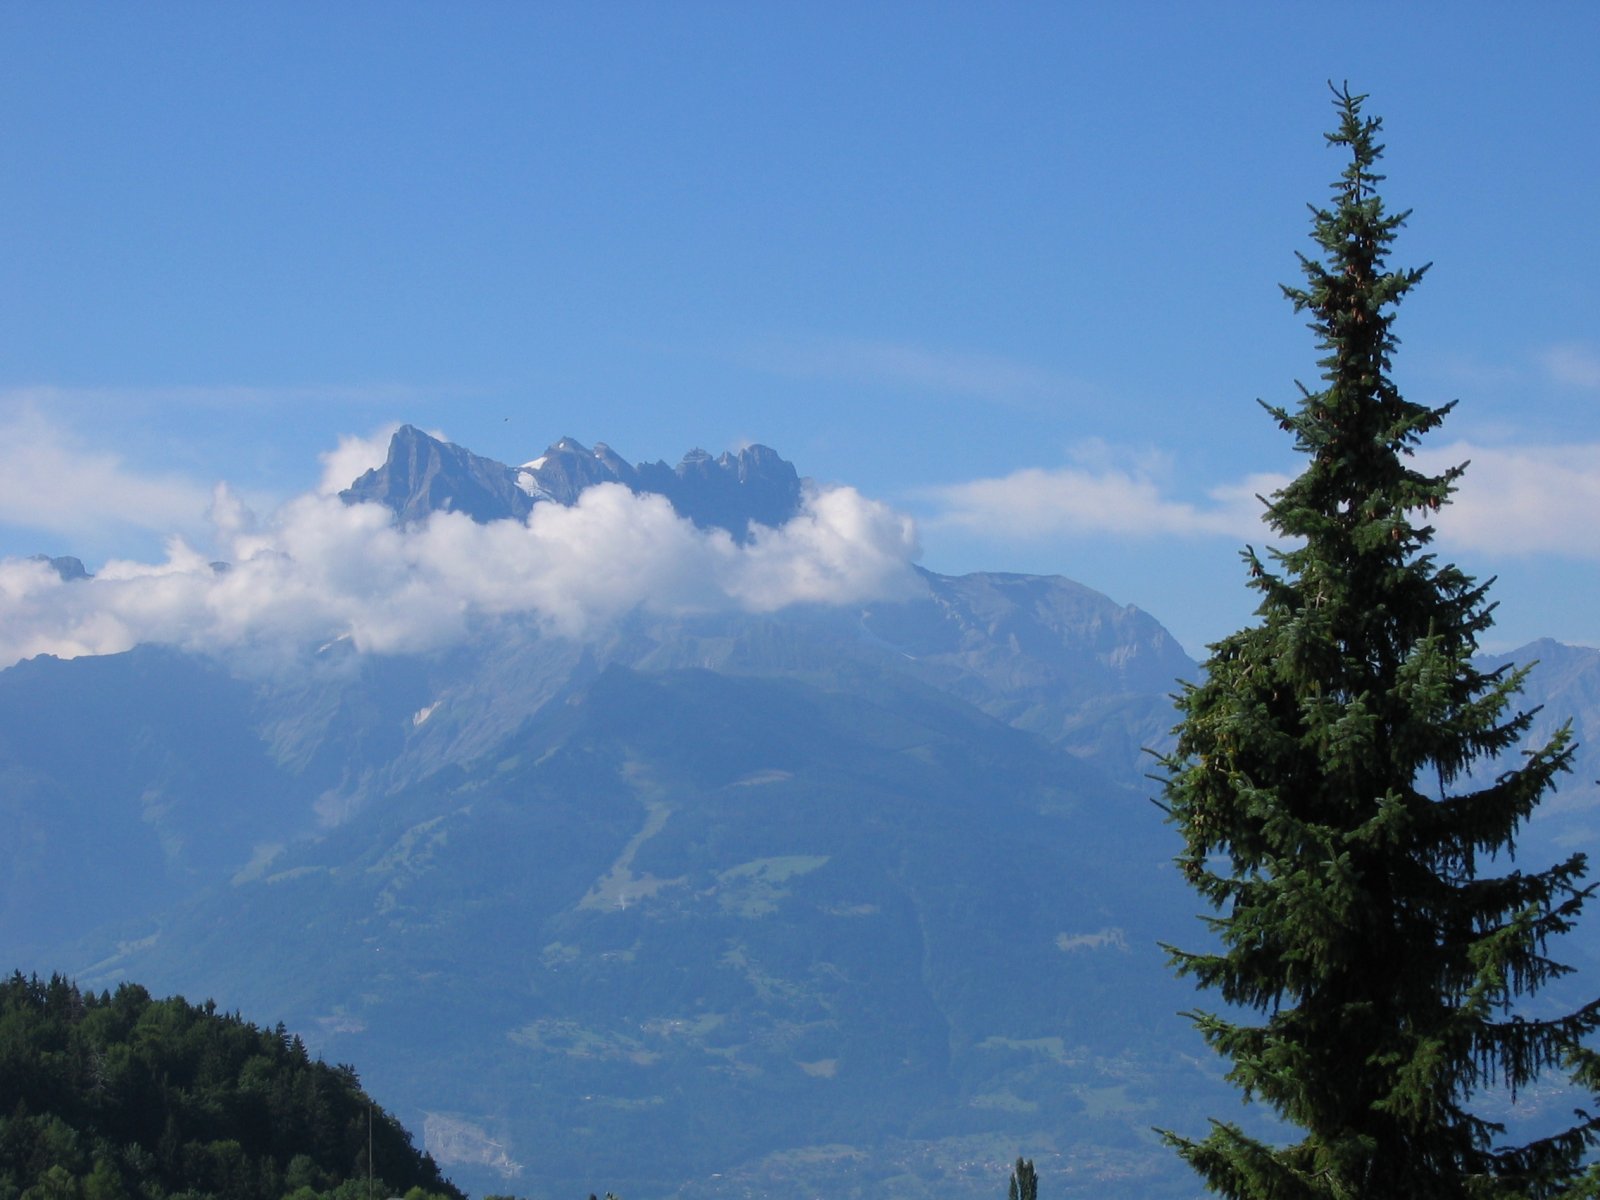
1159,85,1600,1198
1008,1157,1038,1200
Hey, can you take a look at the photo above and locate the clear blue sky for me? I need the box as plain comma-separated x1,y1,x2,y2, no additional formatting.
1,3,1596,658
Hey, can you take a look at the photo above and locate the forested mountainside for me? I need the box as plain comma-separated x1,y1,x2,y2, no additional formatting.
0,973,461,1200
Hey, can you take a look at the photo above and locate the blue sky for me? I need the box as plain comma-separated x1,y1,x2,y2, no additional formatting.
1,3,1597,659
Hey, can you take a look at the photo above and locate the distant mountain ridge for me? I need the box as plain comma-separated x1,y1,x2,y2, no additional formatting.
333,427,1188,776
341,425,804,542
1,421,1207,1198
10,427,1600,1200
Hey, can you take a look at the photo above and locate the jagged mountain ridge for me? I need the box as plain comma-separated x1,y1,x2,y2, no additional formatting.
341,425,804,541
333,426,1191,779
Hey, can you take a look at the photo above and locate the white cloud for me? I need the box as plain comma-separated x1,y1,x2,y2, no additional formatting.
725,485,921,610
1539,344,1600,391
0,408,213,541
919,435,1600,565
0,475,922,671
317,424,402,496
1419,441,1600,559
919,443,1285,542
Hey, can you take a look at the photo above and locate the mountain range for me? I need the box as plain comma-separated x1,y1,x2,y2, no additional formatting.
6,426,1598,1200
342,425,804,540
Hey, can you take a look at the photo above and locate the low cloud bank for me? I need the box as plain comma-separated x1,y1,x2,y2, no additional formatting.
0,480,921,670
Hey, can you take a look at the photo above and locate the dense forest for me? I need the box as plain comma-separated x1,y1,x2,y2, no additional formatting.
0,973,463,1200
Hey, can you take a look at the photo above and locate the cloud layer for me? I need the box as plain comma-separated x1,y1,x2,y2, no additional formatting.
1421,441,1600,559
6,413,1598,675
919,441,1288,543
0,407,214,543
1538,344,1600,391
919,438,1600,562
0,476,921,671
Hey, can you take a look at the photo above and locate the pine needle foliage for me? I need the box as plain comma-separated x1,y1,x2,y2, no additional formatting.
1008,1157,1038,1200
1158,84,1600,1199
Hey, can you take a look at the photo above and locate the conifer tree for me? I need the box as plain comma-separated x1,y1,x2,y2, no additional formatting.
1008,1157,1037,1200
1159,84,1600,1198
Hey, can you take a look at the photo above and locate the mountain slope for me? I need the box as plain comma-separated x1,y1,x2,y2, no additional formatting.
80,662,1209,1200
13,427,1598,1199
0,426,1233,1198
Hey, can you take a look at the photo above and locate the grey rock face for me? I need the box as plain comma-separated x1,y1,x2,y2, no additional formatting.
652,443,804,539
28,554,90,581
342,426,803,541
341,424,534,524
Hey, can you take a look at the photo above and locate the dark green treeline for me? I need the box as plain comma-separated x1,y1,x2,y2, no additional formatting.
0,972,463,1200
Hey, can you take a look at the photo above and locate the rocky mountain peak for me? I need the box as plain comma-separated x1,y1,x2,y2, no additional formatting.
341,425,533,524
28,555,91,581
342,425,803,541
